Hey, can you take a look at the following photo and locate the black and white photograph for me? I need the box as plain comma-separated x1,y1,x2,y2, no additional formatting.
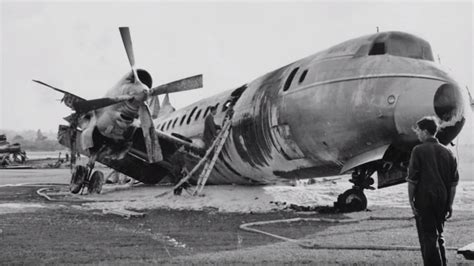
1,1,473,264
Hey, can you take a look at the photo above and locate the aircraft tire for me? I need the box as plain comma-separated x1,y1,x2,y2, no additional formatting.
335,188,367,212
70,165,87,194
88,171,105,194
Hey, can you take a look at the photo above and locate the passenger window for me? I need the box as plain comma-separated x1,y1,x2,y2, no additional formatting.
160,123,166,131
203,106,210,118
283,67,299,91
299,70,308,83
187,107,198,124
166,120,172,130
172,117,179,128
180,114,187,126
195,109,202,121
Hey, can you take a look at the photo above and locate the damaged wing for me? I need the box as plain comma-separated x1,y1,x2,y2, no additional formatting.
57,125,205,184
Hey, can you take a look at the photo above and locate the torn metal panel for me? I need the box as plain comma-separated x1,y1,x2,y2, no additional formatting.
377,165,408,189
270,124,305,160
231,66,288,168
58,125,180,185
340,144,390,174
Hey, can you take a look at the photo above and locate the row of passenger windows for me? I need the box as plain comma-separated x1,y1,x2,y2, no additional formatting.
157,99,233,132
283,67,309,92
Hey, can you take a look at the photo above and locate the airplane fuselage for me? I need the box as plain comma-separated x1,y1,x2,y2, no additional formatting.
153,31,466,185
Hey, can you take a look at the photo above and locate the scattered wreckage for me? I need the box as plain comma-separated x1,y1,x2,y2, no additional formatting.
0,134,27,168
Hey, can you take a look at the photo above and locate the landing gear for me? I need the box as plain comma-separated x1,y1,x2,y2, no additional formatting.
335,166,375,212
69,150,104,194
70,165,87,194
87,171,105,194
335,188,367,212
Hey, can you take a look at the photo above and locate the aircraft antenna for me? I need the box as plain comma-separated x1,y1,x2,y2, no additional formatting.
437,54,441,64
376,26,379,33
466,86,473,102
456,136,459,161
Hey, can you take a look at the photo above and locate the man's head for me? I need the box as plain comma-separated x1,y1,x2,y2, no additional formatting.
413,116,439,142
210,106,217,115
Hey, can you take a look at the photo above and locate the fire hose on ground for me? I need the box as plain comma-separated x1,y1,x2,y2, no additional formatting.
239,216,460,251
37,186,472,258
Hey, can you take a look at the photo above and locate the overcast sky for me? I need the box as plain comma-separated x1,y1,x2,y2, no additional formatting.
1,1,473,140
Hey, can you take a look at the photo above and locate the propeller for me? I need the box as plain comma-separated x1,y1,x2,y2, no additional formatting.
73,95,135,113
35,27,203,165
32,80,135,113
119,27,163,163
150,74,203,96
466,86,474,112
139,104,162,162
149,94,161,119
33,79,137,169
119,27,139,83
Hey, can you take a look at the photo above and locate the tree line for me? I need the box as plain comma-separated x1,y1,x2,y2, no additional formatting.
1,129,63,151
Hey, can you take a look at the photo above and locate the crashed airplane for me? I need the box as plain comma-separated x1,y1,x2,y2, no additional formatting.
34,28,469,210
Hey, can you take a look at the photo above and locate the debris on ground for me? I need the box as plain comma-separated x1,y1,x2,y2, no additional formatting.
458,242,474,260
102,209,145,218
270,201,368,214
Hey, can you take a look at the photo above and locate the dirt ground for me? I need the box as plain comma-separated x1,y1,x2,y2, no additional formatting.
0,183,473,264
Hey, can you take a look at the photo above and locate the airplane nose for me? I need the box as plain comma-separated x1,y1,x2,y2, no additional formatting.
433,83,464,122
433,83,466,144
394,81,465,144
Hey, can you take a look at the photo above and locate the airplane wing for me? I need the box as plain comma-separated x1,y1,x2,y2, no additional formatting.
58,125,205,184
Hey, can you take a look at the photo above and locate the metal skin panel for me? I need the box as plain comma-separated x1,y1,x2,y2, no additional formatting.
156,90,232,145
58,125,176,185
281,57,456,177
340,144,390,174
146,33,465,185
59,32,466,187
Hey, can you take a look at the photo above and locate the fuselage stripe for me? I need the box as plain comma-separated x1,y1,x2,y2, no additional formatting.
284,73,449,95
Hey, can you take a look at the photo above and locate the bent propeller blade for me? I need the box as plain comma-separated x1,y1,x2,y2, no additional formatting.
119,27,139,83
32,80,85,101
150,74,203,96
138,103,163,163
72,95,135,113
119,27,135,68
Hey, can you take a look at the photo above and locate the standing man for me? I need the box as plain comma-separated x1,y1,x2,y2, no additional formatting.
169,146,190,195
407,116,459,266
203,106,221,148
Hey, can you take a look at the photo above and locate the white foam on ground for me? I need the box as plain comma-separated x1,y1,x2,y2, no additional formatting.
0,203,46,214
81,179,474,213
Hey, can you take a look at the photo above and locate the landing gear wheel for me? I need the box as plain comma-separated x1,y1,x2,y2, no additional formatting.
70,165,87,194
88,171,105,194
335,188,367,212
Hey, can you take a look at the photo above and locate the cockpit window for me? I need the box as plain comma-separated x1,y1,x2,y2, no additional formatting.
369,42,386,55
368,32,434,61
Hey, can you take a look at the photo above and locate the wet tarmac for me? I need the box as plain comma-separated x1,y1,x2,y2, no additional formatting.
1,169,473,264
0,184,338,264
